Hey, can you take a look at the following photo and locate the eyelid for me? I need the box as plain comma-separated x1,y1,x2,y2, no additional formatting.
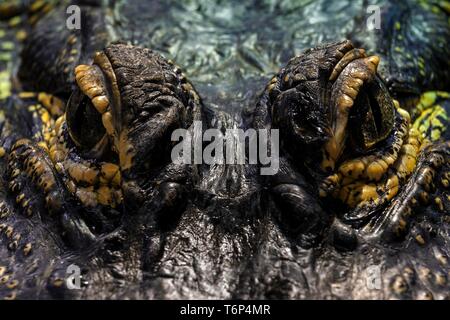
74,64,110,114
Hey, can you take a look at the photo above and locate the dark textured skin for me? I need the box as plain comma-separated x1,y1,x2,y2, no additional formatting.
0,0,449,300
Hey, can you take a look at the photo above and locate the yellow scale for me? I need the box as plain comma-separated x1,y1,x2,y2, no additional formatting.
0,23,13,101
412,91,449,142
0,0,58,101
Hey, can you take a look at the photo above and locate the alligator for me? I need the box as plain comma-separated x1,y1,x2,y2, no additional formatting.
0,0,449,299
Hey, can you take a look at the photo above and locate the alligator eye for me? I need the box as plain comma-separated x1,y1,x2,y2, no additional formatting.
348,75,395,151
66,87,107,152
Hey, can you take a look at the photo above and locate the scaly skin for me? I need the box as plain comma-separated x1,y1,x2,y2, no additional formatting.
0,0,448,299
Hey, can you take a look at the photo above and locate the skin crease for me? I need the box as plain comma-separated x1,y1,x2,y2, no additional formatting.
0,0,448,300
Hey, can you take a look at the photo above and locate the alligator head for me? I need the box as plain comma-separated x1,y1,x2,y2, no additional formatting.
254,40,448,246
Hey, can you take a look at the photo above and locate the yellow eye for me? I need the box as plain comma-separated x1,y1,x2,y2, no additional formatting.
66,88,107,151
348,76,395,151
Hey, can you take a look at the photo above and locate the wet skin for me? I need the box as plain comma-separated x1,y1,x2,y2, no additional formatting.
0,0,449,299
